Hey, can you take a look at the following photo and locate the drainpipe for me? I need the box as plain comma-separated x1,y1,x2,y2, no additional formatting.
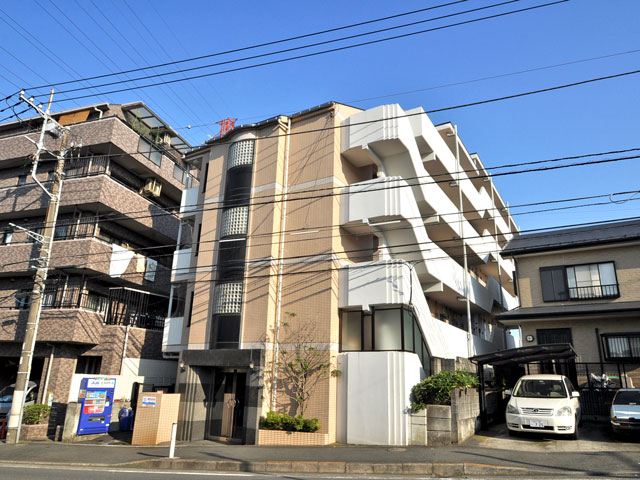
120,324,131,376
92,107,103,120
272,116,291,411
41,344,55,404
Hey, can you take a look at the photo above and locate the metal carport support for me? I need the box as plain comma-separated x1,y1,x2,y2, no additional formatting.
470,343,577,429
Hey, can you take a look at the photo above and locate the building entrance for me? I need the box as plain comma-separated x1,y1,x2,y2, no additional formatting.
206,369,246,442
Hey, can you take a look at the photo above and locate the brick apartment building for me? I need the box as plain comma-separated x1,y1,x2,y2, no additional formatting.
170,102,519,445
0,102,197,426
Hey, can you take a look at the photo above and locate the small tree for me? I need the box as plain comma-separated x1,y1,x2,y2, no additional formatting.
273,312,340,417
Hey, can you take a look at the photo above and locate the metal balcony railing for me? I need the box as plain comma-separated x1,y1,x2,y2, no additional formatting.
568,284,619,300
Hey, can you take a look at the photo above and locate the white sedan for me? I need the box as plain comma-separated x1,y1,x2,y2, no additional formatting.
505,374,581,440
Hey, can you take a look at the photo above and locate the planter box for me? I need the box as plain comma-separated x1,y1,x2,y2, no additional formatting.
258,429,330,446
20,423,49,441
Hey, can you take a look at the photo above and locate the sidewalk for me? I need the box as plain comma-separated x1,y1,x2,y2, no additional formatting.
1,424,639,477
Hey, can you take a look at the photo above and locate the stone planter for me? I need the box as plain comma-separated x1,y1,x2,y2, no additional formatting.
258,429,330,446
409,388,479,446
20,423,49,441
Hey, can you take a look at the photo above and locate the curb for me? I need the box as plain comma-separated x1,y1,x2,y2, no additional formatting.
123,458,536,476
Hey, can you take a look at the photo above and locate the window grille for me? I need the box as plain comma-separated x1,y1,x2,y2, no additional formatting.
228,140,254,169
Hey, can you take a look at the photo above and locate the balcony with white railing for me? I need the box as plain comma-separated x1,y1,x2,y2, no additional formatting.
180,187,199,218
162,316,185,356
171,247,193,283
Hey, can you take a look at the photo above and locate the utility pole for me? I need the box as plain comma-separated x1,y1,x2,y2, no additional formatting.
5,90,74,444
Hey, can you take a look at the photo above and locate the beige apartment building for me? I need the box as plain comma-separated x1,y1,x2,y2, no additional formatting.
0,102,195,431
170,102,519,445
498,219,640,386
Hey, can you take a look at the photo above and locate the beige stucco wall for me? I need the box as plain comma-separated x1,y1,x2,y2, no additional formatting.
515,242,640,308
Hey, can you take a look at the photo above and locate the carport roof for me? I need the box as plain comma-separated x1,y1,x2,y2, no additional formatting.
470,343,576,366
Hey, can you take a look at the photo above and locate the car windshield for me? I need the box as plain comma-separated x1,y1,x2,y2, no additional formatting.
513,379,567,398
614,391,640,405
0,386,14,402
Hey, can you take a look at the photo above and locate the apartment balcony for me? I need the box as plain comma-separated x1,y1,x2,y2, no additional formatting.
0,174,180,244
179,186,199,219
0,306,103,345
0,116,187,195
162,316,185,356
340,176,518,312
338,260,503,358
0,237,171,294
340,106,504,263
171,247,194,283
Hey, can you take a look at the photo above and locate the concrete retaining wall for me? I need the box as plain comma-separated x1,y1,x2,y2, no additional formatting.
409,388,479,445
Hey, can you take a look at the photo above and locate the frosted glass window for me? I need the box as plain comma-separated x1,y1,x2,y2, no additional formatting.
403,309,414,352
363,314,373,350
220,206,249,238
228,140,254,169
374,309,401,350
213,282,243,314
598,263,616,285
341,311,361,351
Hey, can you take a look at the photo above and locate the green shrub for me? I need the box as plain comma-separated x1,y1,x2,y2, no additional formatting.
260,411,321,432
410,370,479,411
22,404,51,425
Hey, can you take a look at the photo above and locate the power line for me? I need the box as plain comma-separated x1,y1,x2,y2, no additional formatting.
188,46,640,129
25,0,472,91
3,192,639,271
40,0,570,103
4,147,640,232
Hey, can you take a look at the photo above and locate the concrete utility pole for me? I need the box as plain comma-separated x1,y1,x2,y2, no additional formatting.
6,90,74,444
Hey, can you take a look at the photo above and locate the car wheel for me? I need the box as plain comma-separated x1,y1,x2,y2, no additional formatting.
569,417,579,440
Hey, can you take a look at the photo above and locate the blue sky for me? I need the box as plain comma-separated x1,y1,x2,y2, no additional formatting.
1,0,639,232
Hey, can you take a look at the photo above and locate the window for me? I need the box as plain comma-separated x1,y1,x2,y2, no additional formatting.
339,308,431,373
137,137,163,167
75,356,102,374
202,163,209,194
566,262,618,299
15,291,31,309
603,333,640,360
173,164,186,184
194,224,201,256
540,262,619,302
540,266,568,301
1,230,12,245
17,175,27,186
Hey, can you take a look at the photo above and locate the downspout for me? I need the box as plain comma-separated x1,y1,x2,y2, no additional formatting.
93,107,103,120
271,116,291,411
120,324,131,376
41,344,55,404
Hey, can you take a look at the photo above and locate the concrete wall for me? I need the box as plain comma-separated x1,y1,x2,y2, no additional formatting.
337,351,425,445
409,388,479,446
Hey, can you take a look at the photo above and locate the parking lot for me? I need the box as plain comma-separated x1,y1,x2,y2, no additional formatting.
466,421,640,452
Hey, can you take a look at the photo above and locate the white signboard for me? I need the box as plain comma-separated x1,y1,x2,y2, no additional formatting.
87,377,116,389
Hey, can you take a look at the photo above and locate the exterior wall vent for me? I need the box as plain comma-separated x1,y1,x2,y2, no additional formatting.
228,140,254,169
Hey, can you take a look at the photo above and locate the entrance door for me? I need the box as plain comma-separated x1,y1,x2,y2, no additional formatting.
207,370,246,441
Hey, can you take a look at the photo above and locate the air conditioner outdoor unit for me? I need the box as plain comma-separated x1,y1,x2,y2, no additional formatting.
140,178,162,197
